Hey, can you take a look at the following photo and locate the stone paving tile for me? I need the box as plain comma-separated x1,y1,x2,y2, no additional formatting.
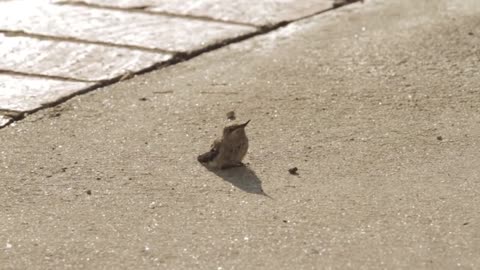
0,0,353,127
58,0,333,26
0,74,94,112
0,33,172,81
0,0,256,52
148,0,334,26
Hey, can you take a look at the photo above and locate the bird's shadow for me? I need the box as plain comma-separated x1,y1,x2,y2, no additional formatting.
204,164,271,198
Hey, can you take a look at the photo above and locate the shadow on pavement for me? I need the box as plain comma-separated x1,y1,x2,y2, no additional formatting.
205,165,272,198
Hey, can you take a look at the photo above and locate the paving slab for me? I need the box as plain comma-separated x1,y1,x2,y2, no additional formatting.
0,0,256,53
0,74,94,111
60,0,334,26
0,33,172,81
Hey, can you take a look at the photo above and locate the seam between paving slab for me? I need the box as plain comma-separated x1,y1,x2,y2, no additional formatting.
0,0,363,128
56,1,261,28
0,69,94,83
0,30,177,55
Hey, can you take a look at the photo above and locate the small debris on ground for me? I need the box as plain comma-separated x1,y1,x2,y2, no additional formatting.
288,167,299,175
139,97,148,101
0,110,24,120
333,0,363,8
119,71,135,81
226,111,236,120
437,136,443,141
48,112,62,118
153,90,174,94
86,190,92,195
149,202,157,209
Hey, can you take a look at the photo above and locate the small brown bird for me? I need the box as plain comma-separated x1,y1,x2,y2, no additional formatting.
198,120,250,169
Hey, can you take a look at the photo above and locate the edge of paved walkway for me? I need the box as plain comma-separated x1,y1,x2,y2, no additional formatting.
0,0,363,128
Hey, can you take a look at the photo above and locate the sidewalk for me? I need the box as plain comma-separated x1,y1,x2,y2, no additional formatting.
0,0,344,128
1,0,479,269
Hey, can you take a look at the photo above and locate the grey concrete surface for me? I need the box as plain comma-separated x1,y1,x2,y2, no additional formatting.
1,0,479,269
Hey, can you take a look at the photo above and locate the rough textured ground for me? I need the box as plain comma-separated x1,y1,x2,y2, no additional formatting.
1,0,479,269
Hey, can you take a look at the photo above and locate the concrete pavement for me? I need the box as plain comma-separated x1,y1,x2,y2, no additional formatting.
1,0,479,269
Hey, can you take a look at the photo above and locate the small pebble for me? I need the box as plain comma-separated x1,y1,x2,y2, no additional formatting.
119,71,134,81
226,111,236,120
437,136,443,141
288,167,298,175
86,190,92,195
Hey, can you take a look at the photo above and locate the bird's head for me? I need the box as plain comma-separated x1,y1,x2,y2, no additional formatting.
223,120,250,137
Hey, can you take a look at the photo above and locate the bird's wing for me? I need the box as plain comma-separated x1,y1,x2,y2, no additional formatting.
211,139,222,149
197,139,222,163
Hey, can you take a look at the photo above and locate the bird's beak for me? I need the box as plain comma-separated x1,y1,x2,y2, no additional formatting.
240,120,250,127
230,120,250,132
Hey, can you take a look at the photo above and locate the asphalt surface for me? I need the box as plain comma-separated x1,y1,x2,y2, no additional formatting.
1,0,479,269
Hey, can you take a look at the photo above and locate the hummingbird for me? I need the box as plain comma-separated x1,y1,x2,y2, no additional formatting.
198,120,250,169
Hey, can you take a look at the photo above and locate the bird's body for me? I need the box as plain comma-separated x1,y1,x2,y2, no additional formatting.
198,120,250,169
